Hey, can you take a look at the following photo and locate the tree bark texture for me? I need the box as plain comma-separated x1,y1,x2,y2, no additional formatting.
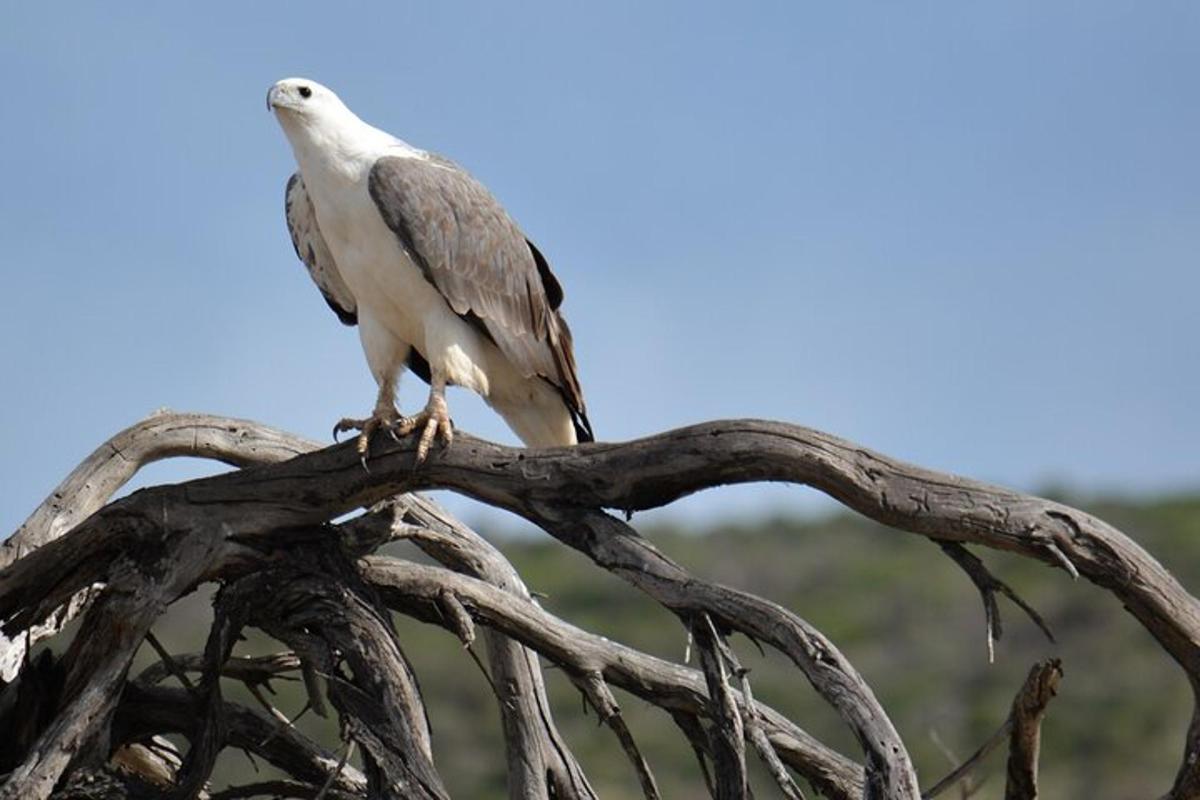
1,412,1197,798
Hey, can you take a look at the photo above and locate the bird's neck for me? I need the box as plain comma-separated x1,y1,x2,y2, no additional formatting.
284,114,412,183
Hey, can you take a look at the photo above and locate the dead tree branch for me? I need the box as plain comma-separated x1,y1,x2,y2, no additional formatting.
361,556,862,797
922,659,1063,800
1,412,1196,798
1004,659,1063,799
937,542,1054,663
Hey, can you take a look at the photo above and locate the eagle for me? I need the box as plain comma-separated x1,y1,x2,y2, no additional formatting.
268,78,592,463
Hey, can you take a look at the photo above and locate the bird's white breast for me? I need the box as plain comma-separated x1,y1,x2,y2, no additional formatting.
298,146,496,395
311,167,430,344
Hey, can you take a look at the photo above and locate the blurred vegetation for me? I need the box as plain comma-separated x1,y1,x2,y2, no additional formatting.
130,491,1200,798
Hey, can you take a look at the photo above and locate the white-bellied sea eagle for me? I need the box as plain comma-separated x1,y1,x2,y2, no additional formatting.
268,78,592,463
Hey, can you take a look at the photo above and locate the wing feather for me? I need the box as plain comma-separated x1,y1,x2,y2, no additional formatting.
285,173,357,326
368,156,590,438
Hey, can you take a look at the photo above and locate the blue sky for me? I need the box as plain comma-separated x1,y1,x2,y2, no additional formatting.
1,3,1196,536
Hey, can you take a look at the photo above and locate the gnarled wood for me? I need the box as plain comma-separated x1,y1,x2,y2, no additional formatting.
2,413,1197,799
1005,659,1062,799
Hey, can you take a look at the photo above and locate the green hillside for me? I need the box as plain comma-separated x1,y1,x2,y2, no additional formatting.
142,492,1200,798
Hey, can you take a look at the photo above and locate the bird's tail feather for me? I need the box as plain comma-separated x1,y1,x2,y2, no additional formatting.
492,394,580,448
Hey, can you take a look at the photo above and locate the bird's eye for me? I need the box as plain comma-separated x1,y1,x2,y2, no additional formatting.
298,86,312,99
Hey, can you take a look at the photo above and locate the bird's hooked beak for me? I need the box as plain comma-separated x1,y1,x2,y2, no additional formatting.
266,84,280,112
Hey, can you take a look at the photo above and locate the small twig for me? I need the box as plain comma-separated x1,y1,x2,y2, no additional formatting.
210,781,354,800
1043,542,1079,580
464,643,500,700
928,729,978,799
670,711,715,797
240,746,261,773
719,623,805,800
313,736,356,800
939,543,1054,663
694,614,748,798
256,700,313,749
923,659,1064,800
437,589,476,648
144,631,197,696
573,671,661,800
135,651,302,688
748,722,806,799
923,724,1010,799
247,683,292,726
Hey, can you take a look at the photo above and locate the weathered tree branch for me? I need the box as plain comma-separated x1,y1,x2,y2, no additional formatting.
361,555,863,797
922,659,1063,800
937,542,1054,663
2,413,1197,798
113,683,368,794
345,496,598,799
1004,659,1062,799
1,412,316,683
692,615,749,799
225,545,447,800
135,651,301,690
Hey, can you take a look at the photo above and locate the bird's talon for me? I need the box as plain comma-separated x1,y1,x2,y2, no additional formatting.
333,409,403,466
333,416,369,440
416,421,437,465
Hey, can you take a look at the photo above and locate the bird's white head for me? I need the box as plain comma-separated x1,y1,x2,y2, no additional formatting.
268,78,413,174
267,78,352,124
267,78,376,160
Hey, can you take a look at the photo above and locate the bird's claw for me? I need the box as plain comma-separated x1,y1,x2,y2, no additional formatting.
396,395,454,466
332,417,363,442
332,410,403,469
332,397,450,469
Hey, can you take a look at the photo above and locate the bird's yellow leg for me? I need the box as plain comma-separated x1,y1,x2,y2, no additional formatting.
333,382,404,467
396,373,453,464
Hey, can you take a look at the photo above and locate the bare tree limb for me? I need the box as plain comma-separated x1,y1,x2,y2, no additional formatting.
113,683,368,794
922,658,1064,800
3,413,1196,797
173,580,255,798
540,508,920,798
0,531,217,800
5,411,314,567
718,626,806,800
692,615,748,799
573,671,661,800
209,780,359,800
142,632,198,696
135,652,301,689
1005,659,1063,799
228,546,447,800
670,710,717,797
937,543,1054,663
361,556,863,798
1,412,316,683
346,495,600,800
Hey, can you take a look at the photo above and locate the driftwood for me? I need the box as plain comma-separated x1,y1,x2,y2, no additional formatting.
0,411,1197,799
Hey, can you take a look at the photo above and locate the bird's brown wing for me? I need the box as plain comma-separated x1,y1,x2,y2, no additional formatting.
368,155,591,440
285,173,357,326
